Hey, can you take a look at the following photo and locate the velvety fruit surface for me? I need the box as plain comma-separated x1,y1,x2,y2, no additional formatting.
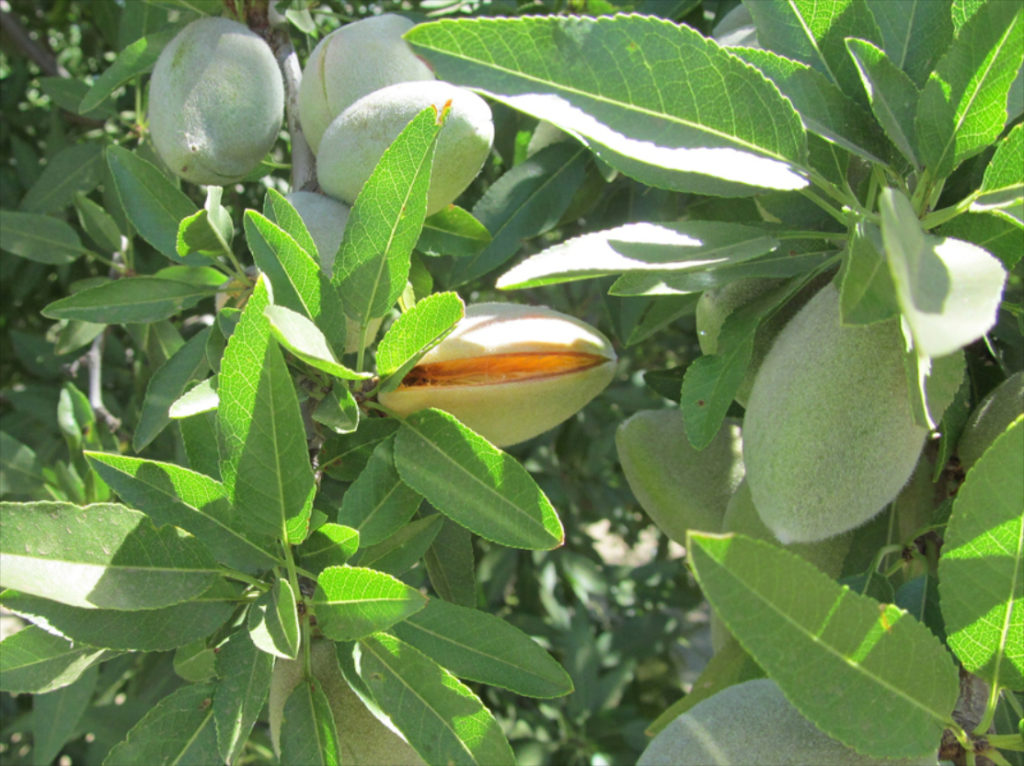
298,14,435,153
743,283,927,543
149,17,283,185
318,80,493,216
616,412,743,543
638,679,936,765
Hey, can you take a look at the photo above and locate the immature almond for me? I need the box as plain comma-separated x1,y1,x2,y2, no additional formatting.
378,303,616,447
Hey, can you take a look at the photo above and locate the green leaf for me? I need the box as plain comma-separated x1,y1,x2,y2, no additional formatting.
20,142,104,214
0,625,110,694
320,419,400,482
418,205,491,258
312,386,360,435
744,0,883,101
392,598,573,698
972,123,1023,228
880,187,1006,358
338,436,422,546
262,188,319,262
424,520,476,608
681,277,811,448
298,523,359,575
498,221,778,291
736,47,892,166
0,580,239,652
0,501,219,610
939,416,1024,689
0,210,87,265
31,663,99,766
173,639,216,683
869,0,952,88
451,142,589,285
937,211,1022,271
248,578,301,660
245,211,348,353
218,276,315,544
311,565,427,642
134,327,211,451
355,513,443,577
213,630,273,765
74,191,123,253
176,187,233,259
86,452,279,573
838,222,898,324
376,291,464,382
393,409,564,550
169,376,219,419
0,431,45,496
279,678,340,766
358,632,515,766
333,105,444,325
80,26,177,113
39,76,115,119
915,2,1024,178
106,145,198,262
407,15,808,195
103,682,220,766
845,38,921,168
264,305,369,381
608,249,835,296
686,532,959,759
42,277,213,324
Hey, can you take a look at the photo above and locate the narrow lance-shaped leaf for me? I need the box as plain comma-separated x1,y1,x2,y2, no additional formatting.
359,632,515,766
218,276,315,543
391,598,574,698
971,123,1023,228
247,577,301,660
375,291,465,382
311,565,427,641
0,501,219,610
0,581,240,653
338,436,422,546
915,2,1024,178
498,221,778,291
451,141,589,286
0,211,88,265
213,630,274,765
0,625,111,695
393,409,564,550
279,679,340,766
85,452,280,573
245,211,348,353
743,0,883,101
939,417,1024,690
845,38,921,169
686,531,959,759
80,26,178,113
20,142,104,214
264,305,369,381
407,14,808,195
32,664,99,766
333,105,446,327
42,277,213,324
103,683,221,766
106,145,198,263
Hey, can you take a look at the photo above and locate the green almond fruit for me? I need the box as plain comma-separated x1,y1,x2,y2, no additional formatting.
298,14,435,154
616,412,744,543
317,80,494,217
268,639,423,765
148,18,283,185
957,370,1023,471
743,283,927,544
639,679,937,765
379,303,616,447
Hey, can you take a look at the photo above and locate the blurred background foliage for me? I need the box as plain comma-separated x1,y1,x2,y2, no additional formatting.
0,0,746,763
